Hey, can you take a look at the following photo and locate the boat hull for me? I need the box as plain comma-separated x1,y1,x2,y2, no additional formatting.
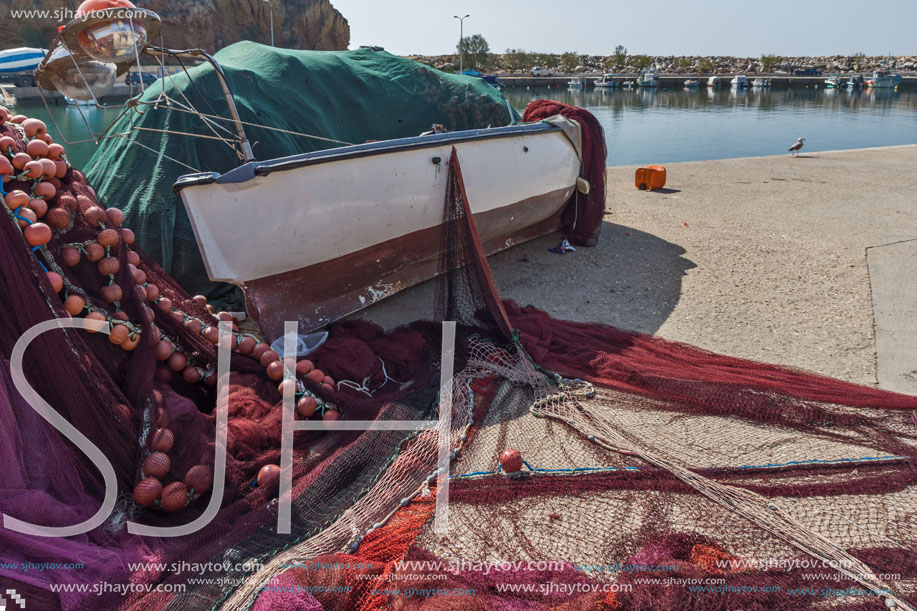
175,123,581,339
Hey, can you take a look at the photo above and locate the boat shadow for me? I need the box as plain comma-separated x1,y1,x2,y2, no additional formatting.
355,221,696,337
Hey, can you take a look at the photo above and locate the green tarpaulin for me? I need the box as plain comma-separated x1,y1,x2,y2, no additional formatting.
85,41,517,309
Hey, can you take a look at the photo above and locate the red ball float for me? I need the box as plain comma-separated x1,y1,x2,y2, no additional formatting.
238,336,256,355
46,271,63,293
83,311,108,333
252,343,270,361
45,208,71,231
5,190,29,210
11,153,31,170
500,449,523,473
63,294,85,316
108,324,130,345
24,222,52,247
21,160,44,180
105,207,124,227
259,350,280,368
266,360,285,381
85,243,105,262
143,452,171,479
97,228,120,247
98,257,119,276
127,250,140,266
184,465,213,494
257,464,281,489
160,482,188,512
133,478,163,508
28,198,48,218
150,428,174,453
296,396,318,418
306,369,325,384
26,139,49,159
121,333,141,351
22,118,48,139
83,205,106,225
182,366,202,384
16,207,37,228
167,351,188,372
100,284,123,304
295,359,314,375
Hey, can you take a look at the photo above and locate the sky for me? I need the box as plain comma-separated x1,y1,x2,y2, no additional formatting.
329,0,916,57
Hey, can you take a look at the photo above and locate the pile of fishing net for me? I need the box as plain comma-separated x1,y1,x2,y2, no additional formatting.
1,102,916,611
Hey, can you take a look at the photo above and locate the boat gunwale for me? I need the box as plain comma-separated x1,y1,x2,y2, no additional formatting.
172,121,565,193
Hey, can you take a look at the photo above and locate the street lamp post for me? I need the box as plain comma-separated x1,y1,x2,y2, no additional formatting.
264,0,274,47
453,14,470,74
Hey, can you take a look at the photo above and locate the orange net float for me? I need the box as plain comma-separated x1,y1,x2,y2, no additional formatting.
160,482,188,513
184,466,213,495
142,452,170,479
132,478,162,508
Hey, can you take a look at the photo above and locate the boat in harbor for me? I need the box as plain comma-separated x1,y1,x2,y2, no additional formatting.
824,75,843,88
865,69,902,89
683,79,699,88
707,75,725,88
730,74,749,88
594,73,619,89
637,69,659,88
847,74,865,89
567,76,586,90
622,80,635,89
64,96,95,106
751,78,771,88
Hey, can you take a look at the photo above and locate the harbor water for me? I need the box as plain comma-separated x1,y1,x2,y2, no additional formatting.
12,86,917,170
504,86,917,165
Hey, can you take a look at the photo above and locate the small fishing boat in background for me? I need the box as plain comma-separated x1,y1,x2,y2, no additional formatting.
847,74,865,89
637,69,659,88
594,73,619,89
752,78,771,88
865,69,902,89
567,76,586,90
707,75,725,88
824,75,843,88
683,79,699,88
730,74,749,88
622,80,635,89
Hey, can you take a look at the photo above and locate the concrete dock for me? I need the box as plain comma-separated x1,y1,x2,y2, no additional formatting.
358,145,917,393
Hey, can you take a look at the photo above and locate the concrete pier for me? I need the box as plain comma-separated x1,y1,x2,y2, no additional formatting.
500,74,916,89
358,145,917,392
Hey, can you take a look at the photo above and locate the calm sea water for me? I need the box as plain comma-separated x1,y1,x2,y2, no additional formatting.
14,87,917,169
504,87,917,166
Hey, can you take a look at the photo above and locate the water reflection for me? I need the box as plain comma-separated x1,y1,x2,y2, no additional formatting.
504,87,916,164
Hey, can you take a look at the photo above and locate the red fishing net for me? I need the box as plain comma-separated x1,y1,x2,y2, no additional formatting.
1,103,916,611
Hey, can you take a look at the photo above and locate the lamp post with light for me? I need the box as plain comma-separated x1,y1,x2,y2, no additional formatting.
453,14,470,74
264,0,274,47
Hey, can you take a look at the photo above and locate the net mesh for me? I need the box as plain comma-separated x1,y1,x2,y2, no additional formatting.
2,103,917,611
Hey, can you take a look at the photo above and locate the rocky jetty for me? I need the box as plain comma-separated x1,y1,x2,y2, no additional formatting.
0,0,350,51
412,53,917,75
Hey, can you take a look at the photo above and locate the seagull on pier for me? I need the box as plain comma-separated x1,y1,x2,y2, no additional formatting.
789,137,805,157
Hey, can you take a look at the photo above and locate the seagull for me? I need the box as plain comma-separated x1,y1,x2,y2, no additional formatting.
789,137,805,157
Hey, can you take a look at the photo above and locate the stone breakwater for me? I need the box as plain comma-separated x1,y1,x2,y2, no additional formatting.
412,54,917,75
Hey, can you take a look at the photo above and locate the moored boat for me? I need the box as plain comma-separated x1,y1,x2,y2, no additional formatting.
824,75,843,88
683,79,699,88
594,73,619,89
752,78,771,88
567,76,586,90
730,74,749,88
707,75,724,88
637,69,659,87
847,74,865,89
865,70,902,89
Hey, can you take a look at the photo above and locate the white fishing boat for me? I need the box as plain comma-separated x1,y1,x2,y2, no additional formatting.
567,76,586,90
622,80,635,89
175,124,583,337
593,73,619,89
683,79,699,88
637,69,659,88
865,70,902,89
730,74,749,88
824,75,843,89
847,75,865,89
707,75,725,88
752,78,771,88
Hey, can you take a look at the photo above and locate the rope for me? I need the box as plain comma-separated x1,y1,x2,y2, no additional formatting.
112,133,200,172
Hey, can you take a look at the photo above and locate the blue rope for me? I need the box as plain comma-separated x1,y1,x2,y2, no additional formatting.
452,455,906,480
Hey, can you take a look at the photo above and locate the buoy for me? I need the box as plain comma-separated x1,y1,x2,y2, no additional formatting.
257,464,281,489
150,428,174,453
143,452,171,479
184,465,213,494
160,482,188,512
500,449,523,473
133,478,163,508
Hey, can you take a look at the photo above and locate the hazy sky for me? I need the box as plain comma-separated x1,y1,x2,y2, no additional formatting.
330,0,916,57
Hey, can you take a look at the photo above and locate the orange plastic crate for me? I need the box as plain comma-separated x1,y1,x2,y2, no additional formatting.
635,165,667,191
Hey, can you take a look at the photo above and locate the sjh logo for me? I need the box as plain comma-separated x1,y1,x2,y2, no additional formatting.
0,589,25,610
